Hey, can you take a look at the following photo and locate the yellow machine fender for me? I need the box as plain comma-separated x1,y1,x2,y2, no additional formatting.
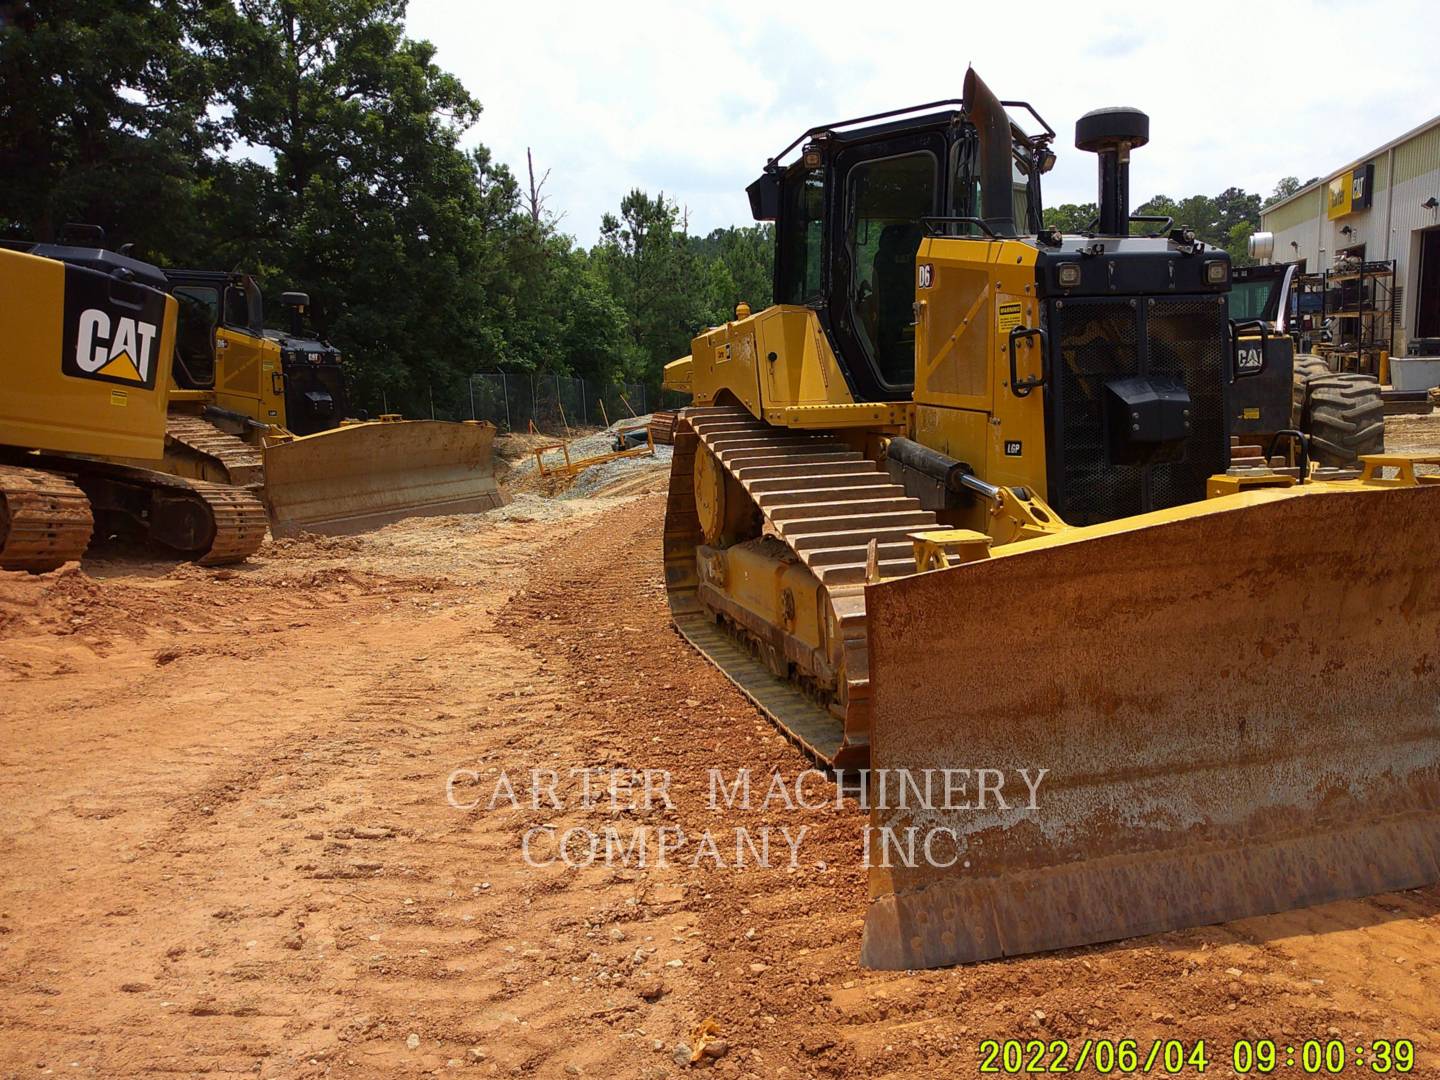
263,419,506,537
860,480,1440,969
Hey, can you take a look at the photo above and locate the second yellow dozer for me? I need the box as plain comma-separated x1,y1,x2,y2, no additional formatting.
1,238,266,570
145,270,505,536
661,71,1440,969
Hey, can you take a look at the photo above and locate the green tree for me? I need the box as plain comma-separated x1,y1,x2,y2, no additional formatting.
690,225,774,319
0,0,214,255
1043,202,1098,233
1265,176,1303,207
1136,187,1263,259
596,189,705,381
187,0,512,414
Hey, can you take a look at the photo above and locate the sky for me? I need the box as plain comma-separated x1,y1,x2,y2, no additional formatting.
405,0,1440,246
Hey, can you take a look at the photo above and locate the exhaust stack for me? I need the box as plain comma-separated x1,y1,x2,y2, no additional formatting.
964,68,1017,237
1075,107,1149,235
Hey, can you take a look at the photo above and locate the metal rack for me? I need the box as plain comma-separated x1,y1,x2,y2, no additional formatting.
1320,260,1396,379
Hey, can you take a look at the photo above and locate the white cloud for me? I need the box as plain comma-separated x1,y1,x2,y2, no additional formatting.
407,0,1440,244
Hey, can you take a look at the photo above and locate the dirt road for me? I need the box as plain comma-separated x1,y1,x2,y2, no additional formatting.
2,483,1438,1079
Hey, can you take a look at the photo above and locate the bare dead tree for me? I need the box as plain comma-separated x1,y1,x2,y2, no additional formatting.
525,147,551,225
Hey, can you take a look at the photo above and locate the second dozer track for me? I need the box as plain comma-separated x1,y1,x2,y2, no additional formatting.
162,414,266,487
664,405,939,769
2,455,267,570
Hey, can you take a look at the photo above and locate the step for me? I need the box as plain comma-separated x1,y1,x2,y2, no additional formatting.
764,494,921,518
733,460,878,482
747,471,886,495
719,448,861,469
785,524,928,550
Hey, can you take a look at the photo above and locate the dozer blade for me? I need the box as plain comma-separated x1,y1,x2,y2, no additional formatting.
264,419,506,538
860,481,1440,970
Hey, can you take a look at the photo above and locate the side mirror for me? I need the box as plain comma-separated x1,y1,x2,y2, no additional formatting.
1247,231,1275,261
745,173,781,222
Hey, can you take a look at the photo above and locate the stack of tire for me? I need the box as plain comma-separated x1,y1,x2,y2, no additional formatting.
1291,355,1386,466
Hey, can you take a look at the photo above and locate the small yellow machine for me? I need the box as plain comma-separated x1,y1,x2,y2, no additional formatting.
0,240,265,570
149,268,505,536
662,71,1440,968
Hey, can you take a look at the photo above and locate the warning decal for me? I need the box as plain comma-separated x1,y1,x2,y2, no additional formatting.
997,301,1023,335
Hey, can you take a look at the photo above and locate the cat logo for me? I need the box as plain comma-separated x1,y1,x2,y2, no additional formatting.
60,264,167,391
1237,344,1264,373
72,309,158,385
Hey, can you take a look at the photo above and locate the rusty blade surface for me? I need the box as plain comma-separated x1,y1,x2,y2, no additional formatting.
265,420,506,537
861,482,1440,969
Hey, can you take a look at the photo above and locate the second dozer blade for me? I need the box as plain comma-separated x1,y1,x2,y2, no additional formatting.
264,419,506,537
860,481,1440,969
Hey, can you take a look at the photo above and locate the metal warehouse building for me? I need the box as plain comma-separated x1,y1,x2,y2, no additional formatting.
1260,114,1440,363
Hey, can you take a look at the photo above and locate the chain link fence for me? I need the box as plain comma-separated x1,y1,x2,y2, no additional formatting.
465,373,650,433
355,373,664,433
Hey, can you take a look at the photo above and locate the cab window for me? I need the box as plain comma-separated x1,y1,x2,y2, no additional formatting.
951,136,1040,234
951,137,982,231
1229,280,1275,321
223,276,263,332
847,151,936,387
1012,180,1033,233
778,167,824,304
171,285,220,389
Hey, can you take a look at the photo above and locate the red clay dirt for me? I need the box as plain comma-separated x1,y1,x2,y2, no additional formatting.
1,490,1437,1078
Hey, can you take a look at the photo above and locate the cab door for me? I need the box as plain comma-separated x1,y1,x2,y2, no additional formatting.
826,133,945,402
213,279,288,428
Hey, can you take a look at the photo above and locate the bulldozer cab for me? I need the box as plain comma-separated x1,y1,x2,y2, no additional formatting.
164,269,349,433
1228,260,1302,438
756,93,1047,403
1230,260,1299,330
166,270,265,392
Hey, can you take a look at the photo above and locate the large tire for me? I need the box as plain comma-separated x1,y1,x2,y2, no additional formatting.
1291,354,1385,467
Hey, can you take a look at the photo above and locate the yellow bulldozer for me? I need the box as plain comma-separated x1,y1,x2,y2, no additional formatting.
0,238,268,569
153,266,505,537
1,234,505,571
661,71,1440,969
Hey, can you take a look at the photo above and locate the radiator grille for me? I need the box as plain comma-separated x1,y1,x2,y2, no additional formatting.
1048,295,1229,525
1052,300,1142,522
1144,298,1228,511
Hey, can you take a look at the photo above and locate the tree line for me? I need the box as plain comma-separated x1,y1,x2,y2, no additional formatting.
4,1,1309,418
1043,176,1313,264
0,0,772,416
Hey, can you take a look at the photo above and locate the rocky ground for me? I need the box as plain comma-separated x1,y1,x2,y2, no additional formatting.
1,434,1439,1079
